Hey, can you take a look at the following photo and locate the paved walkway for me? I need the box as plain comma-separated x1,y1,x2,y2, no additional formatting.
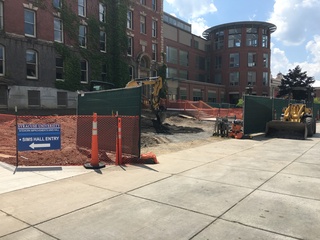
1,126,320,240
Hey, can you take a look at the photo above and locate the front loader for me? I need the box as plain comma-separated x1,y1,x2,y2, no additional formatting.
265,87,316,140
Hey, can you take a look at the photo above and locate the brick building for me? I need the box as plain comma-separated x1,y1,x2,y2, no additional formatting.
0,0,277,110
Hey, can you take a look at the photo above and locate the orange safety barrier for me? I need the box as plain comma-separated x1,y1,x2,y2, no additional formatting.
116,117,122,165
84,113,105,169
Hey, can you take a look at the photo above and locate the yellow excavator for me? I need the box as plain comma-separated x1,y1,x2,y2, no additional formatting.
265,87,316,140
90,76,166,124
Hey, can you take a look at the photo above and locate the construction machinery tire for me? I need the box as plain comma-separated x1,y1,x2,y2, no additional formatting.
304,117,314,137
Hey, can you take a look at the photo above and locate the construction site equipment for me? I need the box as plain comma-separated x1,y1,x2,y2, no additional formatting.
265,87,316,140
213,117,229,137
228,119,244,139
89,77,166,124
125,77,166,124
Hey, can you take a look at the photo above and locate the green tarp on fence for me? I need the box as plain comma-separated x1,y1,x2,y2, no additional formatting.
77,87,142,116
243,95,320,135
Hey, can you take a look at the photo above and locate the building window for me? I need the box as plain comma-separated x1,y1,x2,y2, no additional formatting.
230,72,239,86
28,90,40,106
0,45,5,76
24,9,36,37
194,40,199,49
26,50,38,79
140,15,146,34
208,91,217,102
193,89,202,101
179,50,188,67
263,53,269,68
247,71,256,86
57,92,67,106
53,0,61,8
215,56,222,69
263,72,269,86
248,52,256,67
166,46,178,64
166,67,177,78
0,2,3,30
100,31,106,52
127,11,133,29
229,53,239,67
152,20,157,37
179,88,187,100
79,25,86,48
228,28,241,48
101,64,107,81
54,18,63,42
127,37,132,56
214,31,224,50
152,43,157,61
56,57,63,80
196,56,206,70
140,0,146,5
179,70,188,79
78,0,86,17
152,0,157,11
262,35,268,48
214,73,222,84
246,28,258,47
80,60,88,83
99,3,106,23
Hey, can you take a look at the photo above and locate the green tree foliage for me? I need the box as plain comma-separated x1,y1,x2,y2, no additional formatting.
314,97,320,104
236,98,244,108
277,65,315,100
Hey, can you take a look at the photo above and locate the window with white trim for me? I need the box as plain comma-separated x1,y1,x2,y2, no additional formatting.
26,50,38,79
127,37,132,56
24,9,36,37
140,15,146,34
80,60,88,83
152,0,157,11
140,0,146,5
127,11,133,29
79,25,86,48
100,31,106,52
54,18,63,42
152,20,157,37
0,45,5,76
99,3,106,23
152,43,157,61
53,0,61,9
78,0,86,17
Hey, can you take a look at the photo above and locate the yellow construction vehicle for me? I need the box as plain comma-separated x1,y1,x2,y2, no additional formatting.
265,87,316,139
125,76,166,124
89,76,166,123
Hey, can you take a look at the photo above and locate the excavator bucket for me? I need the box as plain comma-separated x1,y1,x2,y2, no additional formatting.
265,120,307,140
155,110,166,124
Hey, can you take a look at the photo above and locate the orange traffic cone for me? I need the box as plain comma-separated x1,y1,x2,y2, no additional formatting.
84,113,105,169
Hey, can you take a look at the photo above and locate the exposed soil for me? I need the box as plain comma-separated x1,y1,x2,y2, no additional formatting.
0,109,223,166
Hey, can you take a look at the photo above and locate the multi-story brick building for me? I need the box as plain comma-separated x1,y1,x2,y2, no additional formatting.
0,0,276,110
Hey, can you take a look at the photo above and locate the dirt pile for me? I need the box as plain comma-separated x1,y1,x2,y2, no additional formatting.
0,110,221,166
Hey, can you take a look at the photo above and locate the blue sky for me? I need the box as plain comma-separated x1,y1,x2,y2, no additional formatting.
164,0,320,86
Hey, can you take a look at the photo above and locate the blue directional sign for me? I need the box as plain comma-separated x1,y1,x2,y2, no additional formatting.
17,124,61,151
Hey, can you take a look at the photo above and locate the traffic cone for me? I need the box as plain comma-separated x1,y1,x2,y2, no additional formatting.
84,113,105,169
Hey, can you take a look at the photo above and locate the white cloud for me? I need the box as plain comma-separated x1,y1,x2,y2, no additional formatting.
165,0,217,36
165,0,217,19
268,0,320,46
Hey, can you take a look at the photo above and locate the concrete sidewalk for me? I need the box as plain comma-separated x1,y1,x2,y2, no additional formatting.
1,128,320,239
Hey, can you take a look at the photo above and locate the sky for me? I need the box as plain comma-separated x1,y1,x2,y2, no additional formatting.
164,0,320,86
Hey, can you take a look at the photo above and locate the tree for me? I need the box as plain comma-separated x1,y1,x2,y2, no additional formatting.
277,65,315,100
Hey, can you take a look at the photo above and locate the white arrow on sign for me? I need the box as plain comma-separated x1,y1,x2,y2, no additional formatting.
29,142,51,149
